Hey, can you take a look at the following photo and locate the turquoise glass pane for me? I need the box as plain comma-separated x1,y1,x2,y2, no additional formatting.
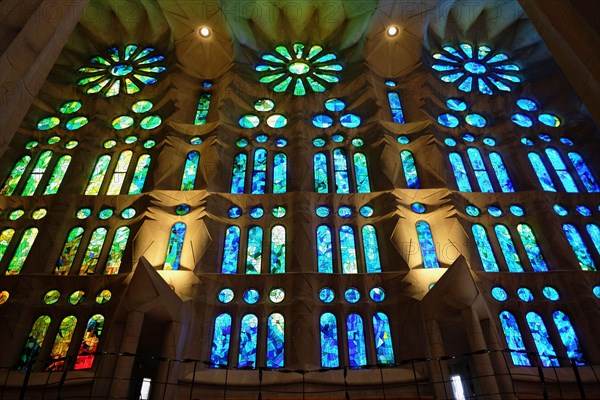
104,226,130,275
586,224,600,255
400,150,420,189
333,149,350,194
43,155,71,195
353,153,371,193
129,154,150,194
467,148,493,192
17,315,51,370
317,225,333,273
54,227,84,275
568,152,599,192
266,313,284,368
562,224,596,271
210,313,231,367
320,313,339,368
517,287,534,302
438,113,459,128
181,151,200,191
6,228,39,275
499,311,530,366
221,226,240,274
526,312,559,367
246,226,263,274
238,314,258,368
314,153,329,193
387,92,405,124
553,311,584,365
195,93,211,125
251,149,267,194
164,222,186,270
340,114,361,128
373,312,395,364
362,225,381,273
528,153,556,191
347,314,367,367
270,225,285,274
22,150,53,196
319,287,334,303
545,148,578,192
494,225,524,272
1,155,31,195
517,224,548,272
491,287,507,301
489,152,514,192
85,155,111,195
339,225,358,273
230,154,247,194
78,227,107,275
272,153,287,193
472,224,499,272
449,152,472,191
416,221,440,269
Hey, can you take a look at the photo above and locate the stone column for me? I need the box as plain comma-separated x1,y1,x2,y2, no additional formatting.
153,320,182,400
481,318,517,399
109,309,145,399
425,318,449,399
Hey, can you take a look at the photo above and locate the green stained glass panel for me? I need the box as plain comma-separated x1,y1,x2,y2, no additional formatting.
6,228,38,275
59,101,82,114
43,155,71,195
124,78,140,94
306,76,326,92
131,100,153,113
65,116,88,130
86,78,110,94
260,73,285,83
307,45,323,60
37,117,60,131
128,154,150,194
273,76,292,92
54,227,84,275
104,226,130,275
17,315,51,370
106,151,132,195
139,115,161,130
21,150,53,196
293,78,306,96
275,45,293,60
164,222,186,270
9,209,24,220
85,155,111,195
133,74,157,85
1,156,31,195
195,94,211,125
112,116,134,130
0,229,15,262
313,73,339,83
181,151,200,191
79,227,107,275
46,316,77,371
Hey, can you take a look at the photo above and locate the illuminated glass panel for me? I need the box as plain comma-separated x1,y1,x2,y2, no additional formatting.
43,155,72,194
246,226,263,274
516,224,548,272
562,224,596,271
5,228,38,275
339,225,358,273
46,316,77,371
362,225,381,273
320,313,339,368
0,228,15,262
528,152,556,191
104,226,130,274
545,148,578,192
353,153,371,193
467,148,493,192
17,315,51,370
221,226,240,274
238,314,258,368
494,225,524,272
552,311,584,365
347,314,367,367
387,92,405,124
317,225,333,273
568,152,599,192
586,224,600,255
251,148,267,194
333,149,350,194
449,152,472,191
195,93,211,125
128,154,150,194
74,314,104,370
270,225,285,274
85,155,112,195
164,222,186,270
107,150,132,195
499,311,530,366
210,313,232,367
472,224,499,272
400,150,420,189
230,154,247,194
416,221,440,269
55,226,84,275
526,312,559,367
181,151,200,191
79,227,107,275
1,155,31,195
273,152,287,193
266,313,285,368
314,153,329,193
373,312,395,364
22,150,53,196
489,152,514,192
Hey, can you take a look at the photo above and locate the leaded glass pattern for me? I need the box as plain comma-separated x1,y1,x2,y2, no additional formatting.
22,150,53,196
353,153,371,193
415,221,440,269
320,313,339,367
586,224,600,255
251,149,267,194
339,225,358,273
238,314,258,368
314,153,329,193
1,155,31,195
525,312,559,367
79,227,107,274
516,224,548,272
449,152,472,191
221,226,240,274
181,151,200,191
104,226,130,274
266,313,284,368
273,153,287,193
106,150,132,195
270,225,285,274
74,314,104,370
362,225,382,273
467,148,494,192
472,224,499,272
210,313,232,367
246,226,263,274
347,314,367,367
568,152,599,192
85,155,112,195
373,312,394,364
545,148,578,192
46,315,77,371
494,224,524,272
230,154,247,194
528,152,556,191
195,93,211,125
317,225,333,273
0,228,16,263
400,150,420,189
387,91,405,123
499,311,530,366
128,154,150,194
43,154,72,194
562,224,596,271
17,315,51,370
333,149,350,194
488,152,514,192
164,222,186,270
552,311,584,364
5,228,39,275
55,227,85,275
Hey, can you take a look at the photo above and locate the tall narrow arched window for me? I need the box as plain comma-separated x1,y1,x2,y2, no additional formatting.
43,154,72,194
415,221,440,269
314,153,329,193
494,225,524,272
400,150,420,189
373,312,395,364
85,155,112,195
164,222,186,270
545,148,578,192
449,152,472,191
5,227,39,275
74,314,105,370
104,226,130,275
317,225,333,273
516,224,548,272
230,153,247,194
488,152,514,192
238,314,258,368
55,226,85,275
0,228,16,262
1,155,31,195
562,224,596,271
472,224,499,272
339,225,358,273
273,152,287,193
221,226,240,274
552,311,584,365
251,148,267,194
210,313,232,367
320,313,339,368
568,152,599,192
181,151,200,191
246,226,263,274
362,225,381,273
528,152,556,192
353,152,371,193
106,150,132,195
46,315,78,371
195,93,211,125
22,150,53,196
347,314,367,367
79,227,108,275
266,313,284,368
525,312,559,367
499,311,531,366
466,148,494,192
17,315,51,370
333,149,350,194
128,154,150,194
270,225,285,274
387,91,405,123
586,224,600,255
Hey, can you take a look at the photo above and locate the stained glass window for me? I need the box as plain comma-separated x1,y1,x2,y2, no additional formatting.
17,315,51,370
499,311,531,366
0,228,16,263
347,314,367,367
43,154,72,194
387,92,405,124
251,149,267,194
472,224,499,272
494,224,524,272
568,152,599,192
340,225,358,273
488,152,514,192
353,153,371,193
415,221,440,269
1,155,31,195
104,226,130,274
79,227,107,274
22,150,53,196
270,225,285,274
314,153,329,193
181,151,200,191
317,225,333,273
107,150,132,195
333,149,350,194
516,224,548,272
210,313,232,367
74,314,104,369
526,312,559,367
266,313,285,368
128,154,150,194
238,314,258,368
5,227,39,275
373,312,395,364
230,153,247,194
545,148,578,192
55,226,85,275
246,226,263,274
586,224,600,255
221,226,240,274
400,150,420,189
562,224,596,271
164,222,186,270
319,313,339,367
528,152,556,191
273,153,287,193
46,315,77,371
552,311,584,364
195,93,211,125
466,148,494,192
362,225,382,273
85,155,112,195
449,152,472,191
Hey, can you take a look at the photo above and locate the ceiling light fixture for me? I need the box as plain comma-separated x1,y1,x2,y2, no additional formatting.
386,25,399,37
199,26,211,38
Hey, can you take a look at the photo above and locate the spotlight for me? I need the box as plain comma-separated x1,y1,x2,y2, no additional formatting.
199,26,211,38
386,25,399,37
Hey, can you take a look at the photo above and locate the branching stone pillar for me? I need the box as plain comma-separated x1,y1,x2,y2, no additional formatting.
109,309,145,399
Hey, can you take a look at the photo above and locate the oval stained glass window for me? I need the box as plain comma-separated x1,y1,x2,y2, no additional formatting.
76,208,91,219
521,137,534,146
344,288,360,303
272,206,286,218
255,134,268,143
104,140,117,149
275,138,287,147
359,205,374,217
254,98,275,112
112,116,134,130
491,287,507,301
269,288,285,303
25,141,38,149
316,206,330,217
325,98,346,112
553,204,568,216
446,98,467,111
65,116,88,130
319,287,335,303
517,287,534,302
462,133,475,142
228,206,242,218
516,98,538,111
98,208,113,219
9,209,24,220
542,286,560,301
59,101,82,114
175,204,190,215
121,208,136,219
239,115,260,128
332,134,344,143
32,208,47,220
131,100,153,113
0,291,8,305
190,137,202,145
218,288,234,304
124,135,137,144
338,206,352,218
43,290,61,304
438,113,459,128
143,139,156,149
340,114,361,128
575,205,591,216
139,115,162,130
313,138,326,147
511,113,533,127
560,137,574,146
65,140,79,149
411,203,426,214
244,289,260,304
593,286,600,298
510,205,525,216
444,138,457,146
488,206,502,217
47,136,61,145
538,113,561,127
37,117,60,130
266,114,287,128
351,138,364,147
483,137,496,146
236,138,249,147
465,113,487,128
69,290,85,305
466,205,480,216
95,289,112,304
250,207,264,219
397,135,410,144
369,287,385,302
312,115,333,128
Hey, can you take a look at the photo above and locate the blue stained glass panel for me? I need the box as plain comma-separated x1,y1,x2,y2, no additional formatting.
195,93,211,125
545,148,578,192
314,153,329,193
449,152,473,191
181,151,200,191
562,224,596,271
586,224,600,255
416,221,440,269
494,225,524,272
230,154,247,194
553,311,584,365
221,226,240,274
347,314,367,367
320,313,339,367
526,312,559,367
273,153,287,193
210,313,231,367
387,92,405,124
164,222,186,270
528,152,556,191
251,149,267,194
467,148,494,192
266,313,285,368
353,153,371,193
568,152,600,192
246,226,263,274
400,150,420,189
339,225,358,273
319,287,335,303
472,224,499,272
517,287,534,302
333,149,350,194
362,225,381,273
270,225,285,274
438,113,459,128
238,314,258,368
489,152,514,192
317,225,333,273
373,313,395,364
499,311,531,366
516,224,548,272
